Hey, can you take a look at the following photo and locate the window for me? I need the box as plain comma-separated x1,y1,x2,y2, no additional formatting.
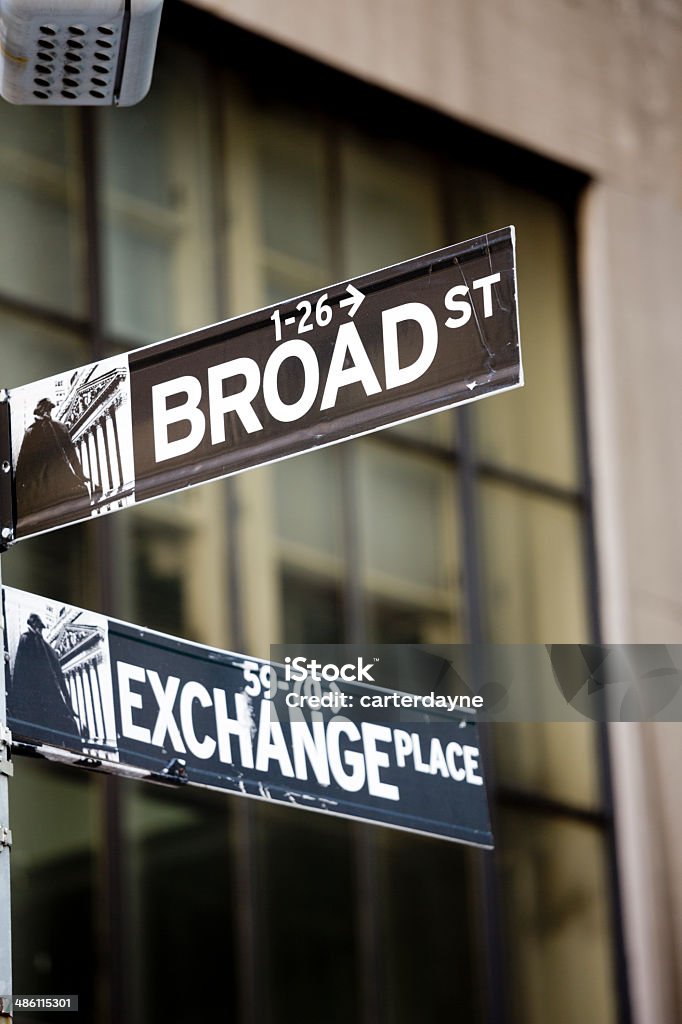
450,172,616,1021
2,15,626,1024
98,46,215,345
221,54,619,1024
0,106,85,316
10,761,100,1021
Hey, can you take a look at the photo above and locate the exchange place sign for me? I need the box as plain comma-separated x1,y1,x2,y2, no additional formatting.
1,228,520,543
3,586,493,848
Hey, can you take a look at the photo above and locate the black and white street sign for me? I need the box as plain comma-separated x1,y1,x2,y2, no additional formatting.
2,586,493,848
0,227,520,544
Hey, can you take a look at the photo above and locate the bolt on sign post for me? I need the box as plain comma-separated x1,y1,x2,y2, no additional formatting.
0,227,521,548
2,586,493,849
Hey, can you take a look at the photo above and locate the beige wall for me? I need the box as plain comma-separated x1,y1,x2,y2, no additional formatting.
584,184,682,1024
186,3,682,1022
189,0,682,204
582,185,682,644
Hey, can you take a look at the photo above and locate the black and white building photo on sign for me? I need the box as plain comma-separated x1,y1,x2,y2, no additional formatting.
9,354,135,538
3,588,119,761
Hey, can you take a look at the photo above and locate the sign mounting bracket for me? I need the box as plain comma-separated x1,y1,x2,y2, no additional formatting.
0,727,12,780
0,393,14,554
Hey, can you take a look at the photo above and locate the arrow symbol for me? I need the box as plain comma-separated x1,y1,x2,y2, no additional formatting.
339,283,365,318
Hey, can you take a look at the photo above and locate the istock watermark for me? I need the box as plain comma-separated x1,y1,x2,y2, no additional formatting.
270,644,682,722
284,655,378,683
284,687,483,712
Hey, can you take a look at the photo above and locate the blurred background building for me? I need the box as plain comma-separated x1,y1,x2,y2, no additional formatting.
1,1,681,1021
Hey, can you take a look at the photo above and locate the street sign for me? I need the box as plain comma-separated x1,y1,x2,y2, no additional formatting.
0,226,520,545
2,585,493,848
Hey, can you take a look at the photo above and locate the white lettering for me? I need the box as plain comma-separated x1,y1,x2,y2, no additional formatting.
152,376,205,462
429,737,449,778
263,340,319,422
254,701,295,777
445,741,465,781
326,719,365,792
411,733,431,774
444,284,472,328
320,321,381,409
214,690,254,768
362,723,399,800
473,273,500,317
383,302,438,389
393,729,413,768
289,710,331,786
116,661,150,744
179,681,216,760
147,671,186,753
463,744,483,785
208,357,262,441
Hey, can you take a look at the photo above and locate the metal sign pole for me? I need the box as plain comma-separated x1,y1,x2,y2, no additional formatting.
0,390,13,1020
0,555,13,1021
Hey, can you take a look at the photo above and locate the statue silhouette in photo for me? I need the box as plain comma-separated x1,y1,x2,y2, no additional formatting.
9,612,83,748
15,397,90,523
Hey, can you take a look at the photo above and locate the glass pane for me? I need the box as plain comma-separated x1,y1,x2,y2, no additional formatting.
367,598,461,644
254,803,359,1023
385,410,457,450
341,135,442,277
0,309,87,390
2,525,92,609
0,105,70,165
263,263,326,306
281,571,345,643
273,448,346,642
499,810,618,1024
225,92,331,319
111,477,230,649
98,44,215,343
454,170,580,489
122,782,236,1024
359,443,458,594
358,442,463,641
493,722,602,809
479,481,588,642
10,760,99,1022
0,105,84,315
274,448,344,561
103,225,180,340
130,519,189,637
377,830,483,1023
256,109,328,267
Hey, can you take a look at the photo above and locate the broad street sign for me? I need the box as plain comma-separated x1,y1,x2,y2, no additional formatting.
2,585,493,848
0,227,520,544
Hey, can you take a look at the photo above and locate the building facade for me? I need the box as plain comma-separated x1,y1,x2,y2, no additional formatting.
2,1,681,1022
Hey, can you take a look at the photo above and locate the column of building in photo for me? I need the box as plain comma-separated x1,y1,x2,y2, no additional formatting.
59,366,132,514
47,611,118,761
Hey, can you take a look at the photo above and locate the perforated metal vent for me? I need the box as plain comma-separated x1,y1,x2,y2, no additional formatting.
0,2,164,107
30,22,121,103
